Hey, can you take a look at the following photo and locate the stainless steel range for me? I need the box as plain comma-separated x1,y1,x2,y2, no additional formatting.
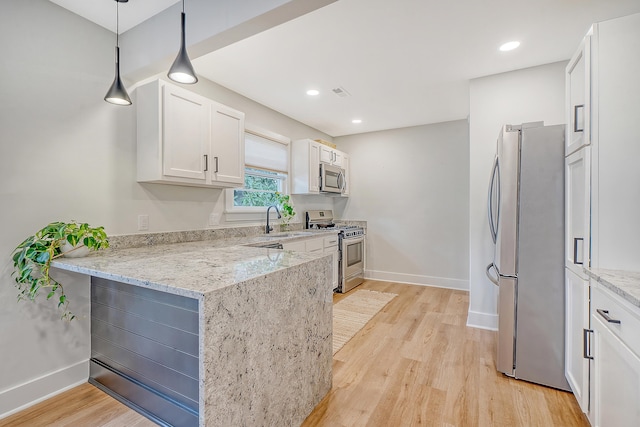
306,210,365,293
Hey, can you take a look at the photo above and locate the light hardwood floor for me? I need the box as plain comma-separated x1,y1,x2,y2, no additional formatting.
1,280,588,427
0,382,155,427
303,280,588,427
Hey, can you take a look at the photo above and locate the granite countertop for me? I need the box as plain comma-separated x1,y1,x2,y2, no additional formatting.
585,268,640,309
51,231,335,299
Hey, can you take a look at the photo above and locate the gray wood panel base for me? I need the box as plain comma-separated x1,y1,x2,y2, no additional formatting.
90,277,199,426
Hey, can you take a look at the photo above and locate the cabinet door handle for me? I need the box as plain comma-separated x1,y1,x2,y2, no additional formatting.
214,156,219,173
573,237,584,265
596,309,621,324
204,154,208,172
583,328,594,360
574,104,584,133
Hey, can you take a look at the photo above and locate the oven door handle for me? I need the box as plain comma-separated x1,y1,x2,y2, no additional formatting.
341,235,365,245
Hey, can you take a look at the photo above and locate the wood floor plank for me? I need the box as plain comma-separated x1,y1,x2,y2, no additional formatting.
0,384,154,427
1,281,589,427
303,281,589,427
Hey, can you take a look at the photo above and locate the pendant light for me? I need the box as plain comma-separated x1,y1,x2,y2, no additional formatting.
168,0,198,84
104,0,132,105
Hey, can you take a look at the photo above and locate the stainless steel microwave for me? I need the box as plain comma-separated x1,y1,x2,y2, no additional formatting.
319,163,345,194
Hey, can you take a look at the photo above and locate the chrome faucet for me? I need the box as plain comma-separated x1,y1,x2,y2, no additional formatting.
265,205,281,234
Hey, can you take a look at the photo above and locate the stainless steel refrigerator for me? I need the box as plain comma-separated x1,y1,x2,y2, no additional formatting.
486,122,570,391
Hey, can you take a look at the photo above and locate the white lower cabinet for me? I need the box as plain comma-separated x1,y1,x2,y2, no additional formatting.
305,237,324,254
282,239,306,252
565,268,591,416
282,234,339,290
323,235,339,290
591,282,640,426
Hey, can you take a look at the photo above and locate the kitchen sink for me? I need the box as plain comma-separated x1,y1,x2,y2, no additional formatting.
243,232,316,248
246,241,284,249
267,232,314,238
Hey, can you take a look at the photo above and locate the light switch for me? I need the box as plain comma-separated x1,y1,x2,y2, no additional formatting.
138,214,149,231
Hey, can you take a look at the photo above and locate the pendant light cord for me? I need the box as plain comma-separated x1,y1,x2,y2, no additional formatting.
104,0,132,105
116,1,119,48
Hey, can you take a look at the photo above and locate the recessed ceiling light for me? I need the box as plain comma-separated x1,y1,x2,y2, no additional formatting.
352,119,362,124
499,41,520,52
306,89,320,96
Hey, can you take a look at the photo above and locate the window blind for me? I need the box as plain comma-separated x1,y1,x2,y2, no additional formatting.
244,132,288,173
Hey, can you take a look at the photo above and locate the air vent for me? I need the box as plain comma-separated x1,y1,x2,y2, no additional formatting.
331,86,351,97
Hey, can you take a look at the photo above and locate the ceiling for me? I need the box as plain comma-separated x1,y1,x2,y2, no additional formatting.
52,0,640,137
50,0,179,33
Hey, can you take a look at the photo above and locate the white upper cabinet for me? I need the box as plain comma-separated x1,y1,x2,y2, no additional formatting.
136,79,245,188
319,145,333,164
161,84,209,182
593,13,640,271
564,12,640,271
210,102,245,186
292,139,351,196
341,153,351,197
291,139,321,194
566,33,591,156
319,144,344,167
332,150,343,167
565,147,591,276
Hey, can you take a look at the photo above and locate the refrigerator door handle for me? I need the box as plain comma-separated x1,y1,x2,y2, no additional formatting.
487,156,500,243
486,262,500,286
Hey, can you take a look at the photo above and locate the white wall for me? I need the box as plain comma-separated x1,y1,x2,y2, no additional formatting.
334,120,470,289
467,62,566,329
130,75,335,230
0,0,332,417
121,0,337,81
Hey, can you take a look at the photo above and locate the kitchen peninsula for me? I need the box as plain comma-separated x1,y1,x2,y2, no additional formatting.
51,231,333,427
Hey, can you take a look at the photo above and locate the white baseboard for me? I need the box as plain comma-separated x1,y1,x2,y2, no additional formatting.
365,269,469,291
364,270,497,331
466,310,498,331
0,360,89,420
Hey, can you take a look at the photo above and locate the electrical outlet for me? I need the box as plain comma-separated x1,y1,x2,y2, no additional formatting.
138,214,149,231
208,213,220,226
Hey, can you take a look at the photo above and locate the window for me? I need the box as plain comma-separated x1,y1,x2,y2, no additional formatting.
233,167,286,208
226,126,290,219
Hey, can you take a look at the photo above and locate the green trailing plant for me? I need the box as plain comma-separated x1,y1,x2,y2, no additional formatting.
11,221,109,321
275,192,295,229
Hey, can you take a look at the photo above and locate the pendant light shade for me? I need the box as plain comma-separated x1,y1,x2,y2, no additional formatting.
105,46,132,105
105,0,131,106
168,1,198,84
